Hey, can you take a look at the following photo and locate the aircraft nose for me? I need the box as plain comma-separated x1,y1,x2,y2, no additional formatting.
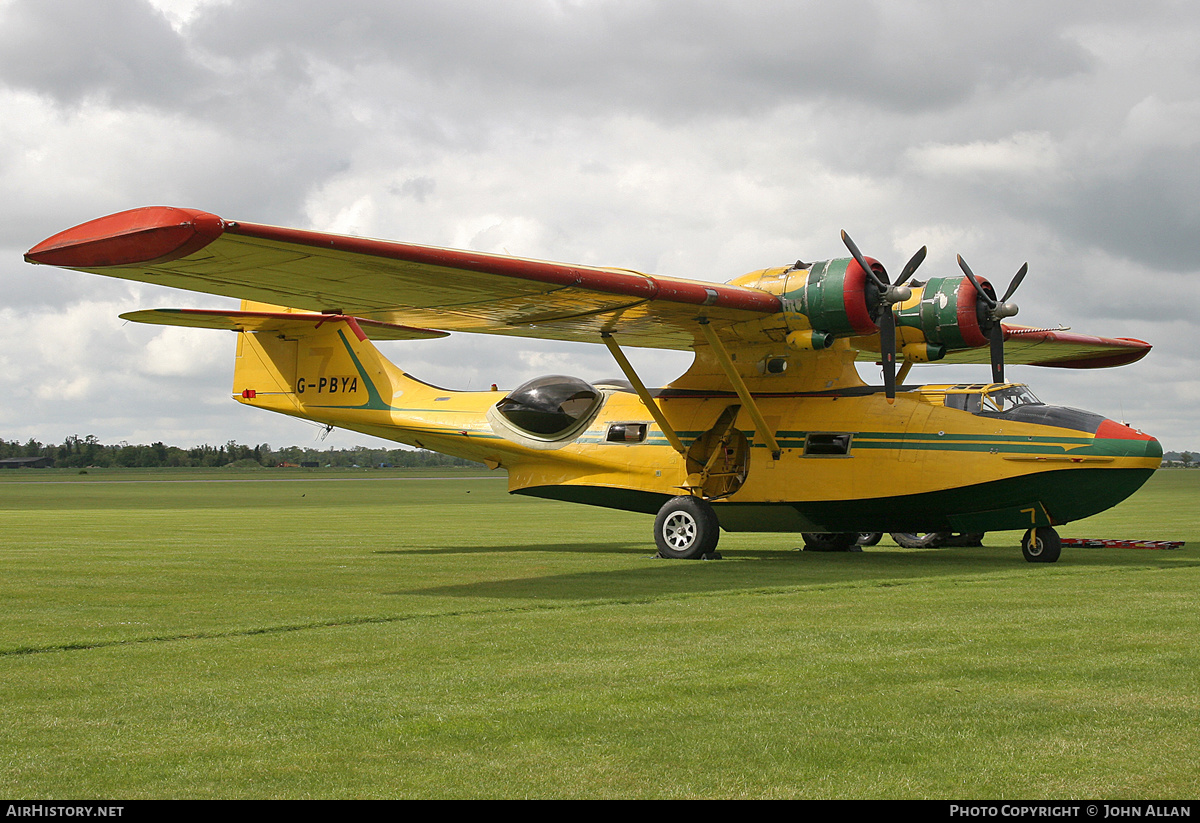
1095,419,1163,461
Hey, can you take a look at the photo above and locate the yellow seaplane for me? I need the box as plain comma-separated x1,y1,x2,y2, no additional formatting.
26,207,1161,563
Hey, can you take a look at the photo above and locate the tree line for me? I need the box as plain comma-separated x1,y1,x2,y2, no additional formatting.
0,435,481,469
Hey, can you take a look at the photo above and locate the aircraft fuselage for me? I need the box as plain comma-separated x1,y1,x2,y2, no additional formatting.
232,321,1159,535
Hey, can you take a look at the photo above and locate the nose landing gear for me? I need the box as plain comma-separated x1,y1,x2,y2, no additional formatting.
1021,527,1062,563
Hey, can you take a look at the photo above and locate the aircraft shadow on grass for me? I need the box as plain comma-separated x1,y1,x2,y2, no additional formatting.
388,546,1193,602
373,542,648,556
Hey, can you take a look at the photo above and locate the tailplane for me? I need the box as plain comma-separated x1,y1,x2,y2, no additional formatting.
121,301,448,422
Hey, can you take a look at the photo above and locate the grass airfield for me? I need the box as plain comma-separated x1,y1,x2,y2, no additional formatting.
1,467,1197,799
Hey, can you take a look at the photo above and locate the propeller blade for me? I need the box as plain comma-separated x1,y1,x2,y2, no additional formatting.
990,323,1006,384
840,232,927,400
841,230,890,290
880,304,897,400
957,255,996,309
1000,262,1028,304
958,256,1028,383
898,246,927,285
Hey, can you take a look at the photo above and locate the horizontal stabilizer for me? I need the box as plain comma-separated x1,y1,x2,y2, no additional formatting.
120,308,449,341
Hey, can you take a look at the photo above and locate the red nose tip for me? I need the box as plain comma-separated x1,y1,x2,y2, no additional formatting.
1096,419,1162,461
1096,419,1153,441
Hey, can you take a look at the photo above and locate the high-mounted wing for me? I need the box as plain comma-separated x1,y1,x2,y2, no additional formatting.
25,206,780,350
26,206,1151,372
851,324,1151,370
943,325,1151,369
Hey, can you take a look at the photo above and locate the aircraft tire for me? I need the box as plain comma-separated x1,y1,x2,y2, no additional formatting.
801,533,860,552
891,532,948,548
1021,527,1062,563
654,496,720,559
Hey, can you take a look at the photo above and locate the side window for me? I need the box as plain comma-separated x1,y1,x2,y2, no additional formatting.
606,423,648,443
804,433,853,456
945,393,982,412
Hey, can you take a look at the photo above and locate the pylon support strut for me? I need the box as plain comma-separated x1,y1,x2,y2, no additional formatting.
600,333,687,455
697,320,782,459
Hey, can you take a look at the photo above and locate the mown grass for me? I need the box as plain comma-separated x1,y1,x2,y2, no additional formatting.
0,468,1197,798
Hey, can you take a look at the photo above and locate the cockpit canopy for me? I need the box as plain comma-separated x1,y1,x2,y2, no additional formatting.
943,384,1043,414
933,382,1106,433
494,375,604,439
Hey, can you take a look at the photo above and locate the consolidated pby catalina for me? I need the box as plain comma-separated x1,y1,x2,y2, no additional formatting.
26,207,1162,563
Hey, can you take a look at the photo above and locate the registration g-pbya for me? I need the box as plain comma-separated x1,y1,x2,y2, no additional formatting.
26,208,1162,562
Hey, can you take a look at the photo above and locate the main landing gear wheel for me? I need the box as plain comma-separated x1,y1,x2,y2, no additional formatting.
891,532,949,548
801,533,861,552
1022,527,1062,563
891,532,986,548
654,496,720,560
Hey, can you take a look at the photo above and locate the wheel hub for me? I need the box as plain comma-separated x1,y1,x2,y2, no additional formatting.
663,513,697,549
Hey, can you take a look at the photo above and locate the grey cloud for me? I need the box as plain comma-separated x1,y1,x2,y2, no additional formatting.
392,176,436,203
0,0,206,106
1045,148,1200,273
185,0,1095,121
901,139,1200,276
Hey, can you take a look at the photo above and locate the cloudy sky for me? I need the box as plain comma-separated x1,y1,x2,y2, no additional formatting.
2,0,1197,452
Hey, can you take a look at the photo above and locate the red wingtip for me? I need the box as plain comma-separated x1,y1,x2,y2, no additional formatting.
25,206,224,268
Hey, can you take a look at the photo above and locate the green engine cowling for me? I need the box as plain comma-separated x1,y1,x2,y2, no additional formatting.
780,258,879,348
895,275,993,359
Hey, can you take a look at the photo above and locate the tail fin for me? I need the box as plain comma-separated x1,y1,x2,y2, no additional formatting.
232,301,443,420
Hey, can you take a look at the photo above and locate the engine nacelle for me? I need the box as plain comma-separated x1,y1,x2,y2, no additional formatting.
895,275,993,354
780,258,879,345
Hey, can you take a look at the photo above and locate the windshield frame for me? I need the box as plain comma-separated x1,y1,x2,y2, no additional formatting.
980,384,1043,413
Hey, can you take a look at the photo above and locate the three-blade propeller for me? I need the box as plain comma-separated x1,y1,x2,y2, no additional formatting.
956,255,1028,384
840,230,922,400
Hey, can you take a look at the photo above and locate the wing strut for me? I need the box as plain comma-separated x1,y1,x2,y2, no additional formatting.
697,320,783,460
600,333,687,455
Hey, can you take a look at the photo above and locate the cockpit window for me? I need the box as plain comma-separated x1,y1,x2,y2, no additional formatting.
937,383,1101,433
981,385,1042,413
495,375,603,439
944,385,1042,414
